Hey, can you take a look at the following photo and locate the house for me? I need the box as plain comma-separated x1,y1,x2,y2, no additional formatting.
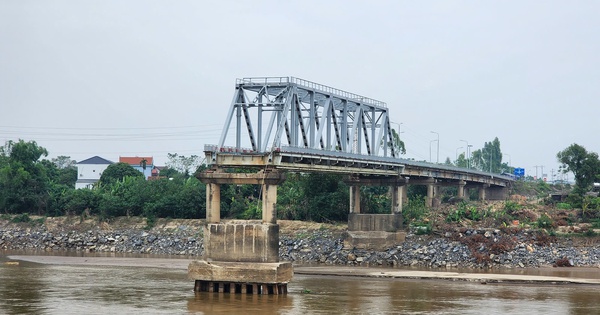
119,156,154,179
75,156,114,189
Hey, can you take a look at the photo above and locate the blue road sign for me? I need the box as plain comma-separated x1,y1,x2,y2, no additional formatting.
514,168,525,178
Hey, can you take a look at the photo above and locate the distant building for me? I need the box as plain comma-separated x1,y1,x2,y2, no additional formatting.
75,156,114,189
119,156,154,179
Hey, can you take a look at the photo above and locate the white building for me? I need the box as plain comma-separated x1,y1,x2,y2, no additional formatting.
75,156,113,189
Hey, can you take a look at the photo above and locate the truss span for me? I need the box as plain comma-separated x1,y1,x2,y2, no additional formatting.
218,77,399,158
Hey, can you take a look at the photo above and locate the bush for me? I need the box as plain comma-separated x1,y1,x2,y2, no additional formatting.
403,196,429,225
446,202,488,222
536,214,554,229
503,200,522,214
556,203,572,210
10,213,31,223
411,222,432,235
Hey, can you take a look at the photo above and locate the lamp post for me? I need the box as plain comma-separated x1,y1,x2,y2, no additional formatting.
460,139,470,169
456,146,463,162
429,140,437,163
430,131,439,163
504,153,511,167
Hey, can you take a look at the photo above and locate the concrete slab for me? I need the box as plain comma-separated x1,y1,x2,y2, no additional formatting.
294,266,600,285
188,260,293,284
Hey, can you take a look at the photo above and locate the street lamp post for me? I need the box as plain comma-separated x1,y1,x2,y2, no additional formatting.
429,140,437,163
504,153,511,167
430,131,439,163
460,140,470,168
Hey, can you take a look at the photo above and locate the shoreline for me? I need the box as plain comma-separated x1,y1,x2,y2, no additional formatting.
2,217,600,270
6,255,600,286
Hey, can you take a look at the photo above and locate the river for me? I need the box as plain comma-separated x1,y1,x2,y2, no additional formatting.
1,252,599,315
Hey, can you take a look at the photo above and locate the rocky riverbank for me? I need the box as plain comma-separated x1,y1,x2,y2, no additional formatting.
1,216,599,269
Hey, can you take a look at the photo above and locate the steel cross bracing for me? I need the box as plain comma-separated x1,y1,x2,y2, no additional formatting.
218,77,397,158
209,77,513,187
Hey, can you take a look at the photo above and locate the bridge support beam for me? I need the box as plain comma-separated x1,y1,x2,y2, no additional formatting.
190,168,292,294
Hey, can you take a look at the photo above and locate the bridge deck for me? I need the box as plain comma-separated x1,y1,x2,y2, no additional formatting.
205,145,513,187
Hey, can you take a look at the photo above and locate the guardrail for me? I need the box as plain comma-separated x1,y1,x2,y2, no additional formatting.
236,77,387,108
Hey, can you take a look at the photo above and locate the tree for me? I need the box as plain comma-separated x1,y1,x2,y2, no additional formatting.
470,137,503,173
99,162,143,186
0,140,50,214
455,152,468,168
557,143,600,193
381,128,406,156
52,155,76,169
166,153,203,177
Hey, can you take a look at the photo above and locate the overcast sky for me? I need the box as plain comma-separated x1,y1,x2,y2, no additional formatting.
1,1,599,180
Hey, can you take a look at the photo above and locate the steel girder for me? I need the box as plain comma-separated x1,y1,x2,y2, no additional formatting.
218,77,397,158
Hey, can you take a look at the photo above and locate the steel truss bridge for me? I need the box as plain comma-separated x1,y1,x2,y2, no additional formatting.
208,77,513,188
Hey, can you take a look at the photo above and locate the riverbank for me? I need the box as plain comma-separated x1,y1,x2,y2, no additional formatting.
5,255,600,286
1,216,600,270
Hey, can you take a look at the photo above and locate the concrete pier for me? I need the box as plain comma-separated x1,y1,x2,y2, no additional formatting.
189,168,292,294
344,176,407,250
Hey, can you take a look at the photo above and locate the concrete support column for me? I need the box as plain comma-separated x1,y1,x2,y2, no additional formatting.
391,185,405,214
426,183,435,208
349,185,361,213
262,184,278,224
206,183,221,223
457,180,466,199
478,184,489,201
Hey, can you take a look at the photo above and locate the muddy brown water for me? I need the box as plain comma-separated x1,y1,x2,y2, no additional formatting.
1,251,599,315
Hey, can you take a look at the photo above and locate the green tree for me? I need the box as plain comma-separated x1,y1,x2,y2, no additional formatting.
99,162,143,186
381,128,406,156
0,140,50,214
471,137,502,173
455,152,468,168
52,155,76,169
557,143,600,194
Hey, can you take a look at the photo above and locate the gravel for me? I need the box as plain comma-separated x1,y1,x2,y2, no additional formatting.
2,223,599,269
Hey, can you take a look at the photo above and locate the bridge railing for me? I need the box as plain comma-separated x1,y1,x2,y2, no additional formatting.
236,76,387,108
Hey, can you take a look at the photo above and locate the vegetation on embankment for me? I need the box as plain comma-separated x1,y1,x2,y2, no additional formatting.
1,139,600,239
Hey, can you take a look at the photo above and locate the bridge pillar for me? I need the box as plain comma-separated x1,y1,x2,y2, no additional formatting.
457,180,466,200
478,184,490,201
262,183,278,224
426,182,436,208
206,183,221,223
190,168,292,294
391,185,405,214
349,185,361,213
